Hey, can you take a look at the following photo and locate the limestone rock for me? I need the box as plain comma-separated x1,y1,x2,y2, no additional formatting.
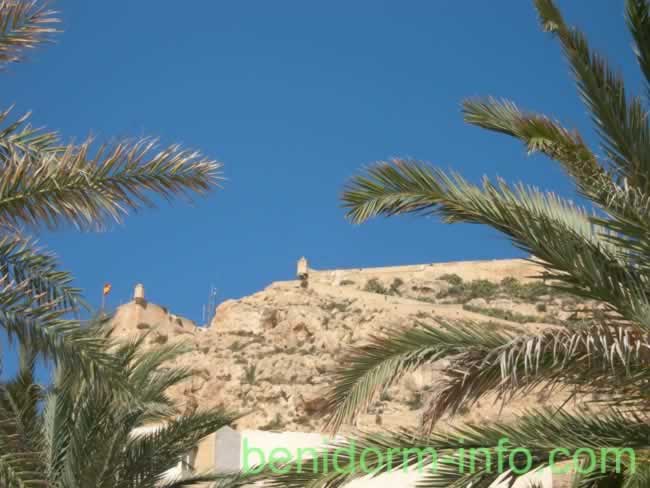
111,258,594,433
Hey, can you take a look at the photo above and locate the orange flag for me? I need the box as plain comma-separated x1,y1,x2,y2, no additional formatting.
102,283,112,296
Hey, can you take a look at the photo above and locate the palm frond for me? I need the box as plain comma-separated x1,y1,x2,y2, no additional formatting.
122,339,195,416
0,107,60,158
534,0,650,191
626,0,650,97
0,138,222,230
422,325,650,430
463,97,605,192
0,231,82,311
0,357,46,488
0,285,114,375
0,0,58,67
59,387,134,487
588,177,650,290
120,409,238,487
342,160,650,327
41,388,72,486
0,303,127,416
323,320,513,432
38,337,239,488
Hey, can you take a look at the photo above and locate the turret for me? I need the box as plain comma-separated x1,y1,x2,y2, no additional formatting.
134,283,146,306
296,257,309,288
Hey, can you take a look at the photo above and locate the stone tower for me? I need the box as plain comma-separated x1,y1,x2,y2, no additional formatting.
134,283,146,305
133,283,146,325
297,257,309,288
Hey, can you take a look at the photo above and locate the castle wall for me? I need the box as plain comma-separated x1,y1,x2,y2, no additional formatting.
307,258,542,286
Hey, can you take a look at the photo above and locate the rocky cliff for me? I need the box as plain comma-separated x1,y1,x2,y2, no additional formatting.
111,258,596,432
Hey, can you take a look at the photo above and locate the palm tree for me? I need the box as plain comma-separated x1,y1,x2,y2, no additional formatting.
0,1,221,374
262,0,650,486
0,324,246,488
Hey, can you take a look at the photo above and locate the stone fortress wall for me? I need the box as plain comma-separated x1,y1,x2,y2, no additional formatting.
306,257,540,283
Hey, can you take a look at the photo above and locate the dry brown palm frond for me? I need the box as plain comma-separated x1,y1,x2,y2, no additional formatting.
0,0,59,67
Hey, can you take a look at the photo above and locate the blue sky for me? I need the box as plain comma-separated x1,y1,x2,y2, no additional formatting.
2,1,637,326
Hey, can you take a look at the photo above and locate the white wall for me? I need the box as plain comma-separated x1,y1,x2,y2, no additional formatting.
212,427,554,487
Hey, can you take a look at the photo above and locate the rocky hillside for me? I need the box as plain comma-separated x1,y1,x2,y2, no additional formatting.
111,259,598,433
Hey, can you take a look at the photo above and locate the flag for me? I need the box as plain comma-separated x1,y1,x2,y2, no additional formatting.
103,283,112,295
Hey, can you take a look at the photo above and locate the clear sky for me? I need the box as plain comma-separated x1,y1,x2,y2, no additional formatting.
2,0,638,326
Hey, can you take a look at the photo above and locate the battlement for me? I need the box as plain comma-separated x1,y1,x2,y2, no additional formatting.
296,256,542,288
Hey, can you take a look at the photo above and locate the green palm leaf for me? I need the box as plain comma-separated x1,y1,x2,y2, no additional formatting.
626,0,650,96
422,325,650,430
34,338,241,488
463,97,604,192
0,139,221,231
323,320,513,432
0,232,82,310
534,0,650,191
342,160,650,328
